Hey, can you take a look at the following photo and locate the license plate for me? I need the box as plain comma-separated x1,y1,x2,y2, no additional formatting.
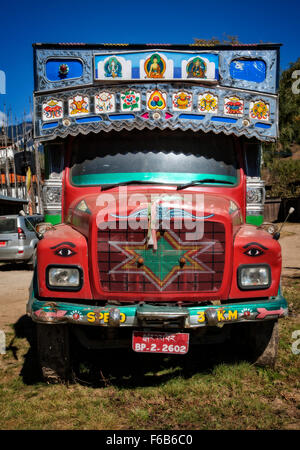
132,331,189,355
0,241,6,247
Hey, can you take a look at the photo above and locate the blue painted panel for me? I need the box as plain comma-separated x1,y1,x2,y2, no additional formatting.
46,59,83,81
230,59,266,83
42,122,58,129
179,114,204,120
76,116,103,123
174,67,181,78
211,117,237,123
132,67,140,78
255,122,271,129
109,114,135,120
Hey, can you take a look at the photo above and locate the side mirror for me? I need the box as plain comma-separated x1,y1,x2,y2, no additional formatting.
18,210,43,240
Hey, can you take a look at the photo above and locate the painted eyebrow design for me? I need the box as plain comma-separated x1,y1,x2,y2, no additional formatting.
243,242,268,250
50,242,76,249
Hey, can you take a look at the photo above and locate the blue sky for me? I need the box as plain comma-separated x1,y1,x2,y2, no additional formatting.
0,0,299,125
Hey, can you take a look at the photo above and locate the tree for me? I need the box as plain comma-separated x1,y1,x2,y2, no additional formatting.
278,58,300,148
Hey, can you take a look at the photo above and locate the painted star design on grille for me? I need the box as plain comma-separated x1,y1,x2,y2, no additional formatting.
108,230,216,291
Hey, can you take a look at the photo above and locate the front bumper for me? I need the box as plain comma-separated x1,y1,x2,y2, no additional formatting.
27,277,288,328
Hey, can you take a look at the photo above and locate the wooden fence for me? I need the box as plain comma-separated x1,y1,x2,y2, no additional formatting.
264,197,300,222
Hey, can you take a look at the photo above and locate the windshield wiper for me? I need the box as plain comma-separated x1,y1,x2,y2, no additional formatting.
100,180,172,191
176,179,235,190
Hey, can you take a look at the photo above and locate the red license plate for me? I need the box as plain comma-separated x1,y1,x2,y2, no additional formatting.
0,241,6,247
132,331,189,355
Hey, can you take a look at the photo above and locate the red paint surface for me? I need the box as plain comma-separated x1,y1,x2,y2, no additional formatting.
36,137,281,303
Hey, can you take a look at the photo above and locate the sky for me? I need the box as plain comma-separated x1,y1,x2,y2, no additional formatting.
0,0,299,125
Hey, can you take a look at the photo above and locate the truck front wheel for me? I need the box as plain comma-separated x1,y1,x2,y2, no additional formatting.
232,319,279,368
248,320,279,368
36,324,71,383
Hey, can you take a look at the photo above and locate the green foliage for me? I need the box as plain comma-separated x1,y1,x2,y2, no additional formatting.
262,59,300,197
265,159,300,198
279,58,300,147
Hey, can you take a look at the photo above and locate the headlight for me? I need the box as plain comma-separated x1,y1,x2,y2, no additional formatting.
47,266,82,290
238,265,271,290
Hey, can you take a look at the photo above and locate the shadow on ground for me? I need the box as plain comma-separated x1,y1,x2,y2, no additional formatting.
11,315,250,387
8,315,41,384
0,262,32,272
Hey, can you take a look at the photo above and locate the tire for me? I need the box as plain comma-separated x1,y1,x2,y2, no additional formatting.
36,324,72,383
247,320,279,368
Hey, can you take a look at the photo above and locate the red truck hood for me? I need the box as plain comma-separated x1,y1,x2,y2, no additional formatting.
67,191,241,301
69,191,241,228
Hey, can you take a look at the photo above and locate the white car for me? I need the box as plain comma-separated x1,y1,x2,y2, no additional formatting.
0,214,44,268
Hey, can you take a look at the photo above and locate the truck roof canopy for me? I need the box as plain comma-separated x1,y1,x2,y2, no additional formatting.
33,43,280,143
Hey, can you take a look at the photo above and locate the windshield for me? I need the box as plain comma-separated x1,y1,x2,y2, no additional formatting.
70,130,238,186
0,218,17,234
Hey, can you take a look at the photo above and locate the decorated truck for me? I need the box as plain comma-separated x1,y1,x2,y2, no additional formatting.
27,42,288,382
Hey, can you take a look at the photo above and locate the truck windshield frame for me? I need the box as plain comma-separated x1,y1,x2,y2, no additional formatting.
70,130,239,187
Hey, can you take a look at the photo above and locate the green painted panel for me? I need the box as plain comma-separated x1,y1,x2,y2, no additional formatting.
44,214,62,225
246,215,264,226
135,236,189,282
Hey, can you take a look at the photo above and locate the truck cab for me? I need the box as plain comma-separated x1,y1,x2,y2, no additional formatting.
28,43,288,382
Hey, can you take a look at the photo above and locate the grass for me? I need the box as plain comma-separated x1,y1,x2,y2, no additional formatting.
0,282,299,430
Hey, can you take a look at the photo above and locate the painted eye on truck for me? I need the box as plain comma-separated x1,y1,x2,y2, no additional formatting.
244,247,264,257
243,242,267,257
50,241,77,257
55,247,77,257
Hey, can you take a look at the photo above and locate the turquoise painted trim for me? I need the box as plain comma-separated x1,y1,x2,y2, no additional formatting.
27,262,287,327
187,297,288,315
72,172,237,186
28,290,288,328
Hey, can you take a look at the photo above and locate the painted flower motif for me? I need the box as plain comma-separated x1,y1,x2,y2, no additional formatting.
121,91,140,111
250,100,270,121
59,64,69,77
42,99,63,121
224,96,244,115
241,308,252,319
198,93,218,113
147,90,166,110
69,95,89,115
72,310,83,321
172,92,192,111
95,92,115,113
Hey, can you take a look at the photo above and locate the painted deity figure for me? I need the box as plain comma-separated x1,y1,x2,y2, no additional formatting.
187,57,206,79
104,57,122,79
145,54,165,78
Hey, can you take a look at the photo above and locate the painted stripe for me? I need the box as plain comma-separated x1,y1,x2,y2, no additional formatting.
72,172,237,186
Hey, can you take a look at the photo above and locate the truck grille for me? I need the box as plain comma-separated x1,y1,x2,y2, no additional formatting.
97,221,225,292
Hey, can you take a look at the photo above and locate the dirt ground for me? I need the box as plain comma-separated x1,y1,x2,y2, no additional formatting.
0,223,299,332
